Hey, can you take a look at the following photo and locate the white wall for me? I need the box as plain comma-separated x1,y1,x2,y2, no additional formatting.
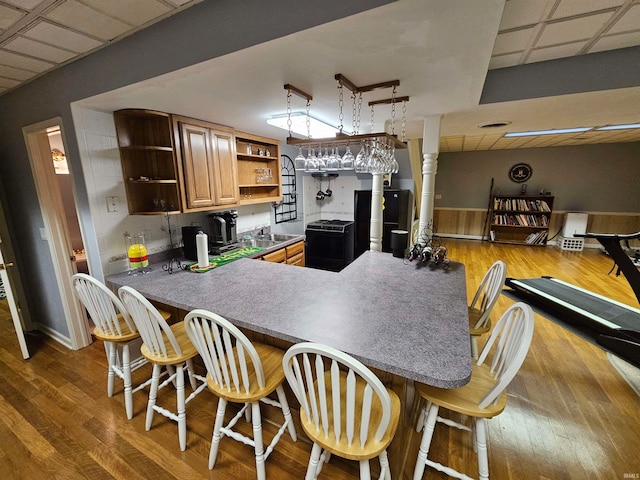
73,107,271,275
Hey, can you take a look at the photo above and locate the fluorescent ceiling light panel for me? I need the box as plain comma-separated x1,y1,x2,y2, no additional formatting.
596,123,640,131
267,112,342,138
504,127,592,137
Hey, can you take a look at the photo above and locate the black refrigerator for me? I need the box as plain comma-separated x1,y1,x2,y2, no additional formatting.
354,189,411,258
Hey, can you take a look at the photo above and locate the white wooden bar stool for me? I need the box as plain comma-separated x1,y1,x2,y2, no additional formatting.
468,260,507,359
413,302,534,480
184,309,297,480
71,273,163,420
282,342,401,480
118,286,207,451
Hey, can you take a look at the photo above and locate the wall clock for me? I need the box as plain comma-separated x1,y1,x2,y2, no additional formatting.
508,163,532,183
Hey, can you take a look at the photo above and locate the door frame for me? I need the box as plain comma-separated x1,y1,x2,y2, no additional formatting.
23,117,92,350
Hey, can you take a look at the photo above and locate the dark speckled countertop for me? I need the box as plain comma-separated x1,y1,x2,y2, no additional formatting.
106,250,472,388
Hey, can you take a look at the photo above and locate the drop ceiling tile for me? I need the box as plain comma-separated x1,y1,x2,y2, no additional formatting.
0,4,25,30
3,36,75,63
607,4,640,33
536,12,613,46
551,0,624,20
590,31,640,52
0,63,37,80
526,42,586,63
0,48,55,71
82,0,171,26
0,76,20,88
2,0,48,9
499,0,550,30
23,20,103,53
45,0,130,40
489,52,522,69
492,27,534,55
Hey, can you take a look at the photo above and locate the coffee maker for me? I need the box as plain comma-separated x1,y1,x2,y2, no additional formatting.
182,225,203,261
208,210,238,254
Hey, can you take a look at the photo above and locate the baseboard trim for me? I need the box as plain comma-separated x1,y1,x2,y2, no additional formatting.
32,322,75,350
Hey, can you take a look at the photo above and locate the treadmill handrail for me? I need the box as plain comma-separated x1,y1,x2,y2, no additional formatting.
576,231,640,305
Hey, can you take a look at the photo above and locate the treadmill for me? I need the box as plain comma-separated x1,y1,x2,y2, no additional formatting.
504,231,640,368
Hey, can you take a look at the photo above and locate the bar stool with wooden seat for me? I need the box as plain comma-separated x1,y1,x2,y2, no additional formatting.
71,273,171,420
183,309,297,480
468,260,507,359
118,286,207,451
282,342,401,480
413,302,534,480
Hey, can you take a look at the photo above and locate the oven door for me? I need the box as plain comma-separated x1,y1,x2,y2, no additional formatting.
305,229,351,272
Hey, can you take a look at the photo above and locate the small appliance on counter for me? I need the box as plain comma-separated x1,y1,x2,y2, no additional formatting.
208,210,239,255
305,219,355,272
182,225,203,261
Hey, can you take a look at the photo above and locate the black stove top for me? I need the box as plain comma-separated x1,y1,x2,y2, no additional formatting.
306,219,354,232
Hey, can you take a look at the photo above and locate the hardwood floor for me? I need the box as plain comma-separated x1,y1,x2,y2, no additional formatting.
1,239,639,479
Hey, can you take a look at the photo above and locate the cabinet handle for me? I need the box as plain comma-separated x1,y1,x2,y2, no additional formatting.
0,262,14,270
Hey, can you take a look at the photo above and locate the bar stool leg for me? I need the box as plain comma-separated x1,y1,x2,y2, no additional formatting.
359,459,371,480
413,403,439,480
176,363,187,451
252,401,266,480
122,343,133,420
146,364,161,431
106,341,116,397
209,397,228,469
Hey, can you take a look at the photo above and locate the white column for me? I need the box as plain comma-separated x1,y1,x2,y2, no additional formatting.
417,115,441,244
369,172,384,252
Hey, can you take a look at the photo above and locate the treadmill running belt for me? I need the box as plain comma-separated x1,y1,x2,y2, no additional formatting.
504,276,640,368
508,277,640,330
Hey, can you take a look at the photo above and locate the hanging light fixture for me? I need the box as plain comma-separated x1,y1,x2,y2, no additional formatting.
280,75,409,173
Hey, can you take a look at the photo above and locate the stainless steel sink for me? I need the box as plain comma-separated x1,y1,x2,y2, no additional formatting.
254,233,300,242
235,238,279,248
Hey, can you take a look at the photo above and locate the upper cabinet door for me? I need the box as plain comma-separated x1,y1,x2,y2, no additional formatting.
179,121,217,210
211,128,239,206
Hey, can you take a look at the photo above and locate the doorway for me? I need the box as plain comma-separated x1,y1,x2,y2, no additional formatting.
23,118,92,350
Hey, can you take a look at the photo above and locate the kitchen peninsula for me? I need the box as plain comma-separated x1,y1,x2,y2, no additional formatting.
106,249,471,478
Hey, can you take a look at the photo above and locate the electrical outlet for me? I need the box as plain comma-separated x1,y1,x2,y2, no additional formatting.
435,194,442,200
106,196,120,212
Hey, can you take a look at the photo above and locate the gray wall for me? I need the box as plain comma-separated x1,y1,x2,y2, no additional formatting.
435,142,640,212
0,0,392,338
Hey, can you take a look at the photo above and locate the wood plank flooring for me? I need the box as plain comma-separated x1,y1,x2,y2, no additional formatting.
1,238,639,479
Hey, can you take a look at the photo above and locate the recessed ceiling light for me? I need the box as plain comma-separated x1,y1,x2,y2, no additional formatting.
596,123,640,131
477,121,511,128
504,127,593,137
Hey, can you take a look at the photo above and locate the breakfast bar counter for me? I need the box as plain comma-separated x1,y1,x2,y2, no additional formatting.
106,250,471,479
106,250,472,388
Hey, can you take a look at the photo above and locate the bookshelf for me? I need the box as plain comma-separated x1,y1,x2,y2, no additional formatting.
489,194,554,246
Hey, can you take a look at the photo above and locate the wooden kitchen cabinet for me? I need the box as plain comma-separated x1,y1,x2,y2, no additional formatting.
262,248,286,263
236,131,282,205
286,241,305,266
261,240,305,266
173,115,239,211
114,109,182,215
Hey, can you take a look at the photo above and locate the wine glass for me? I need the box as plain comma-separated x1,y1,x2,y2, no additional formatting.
305,147,319,171
317,147,328,171
389,147,399,173
327,147,340,170
294,146,306,170
354,142,367,173
341,145,355,170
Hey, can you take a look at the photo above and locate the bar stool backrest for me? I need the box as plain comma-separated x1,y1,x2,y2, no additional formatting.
184,309,265,393
72,273,134,336
118,286,181,359
476,302,534,408
283,342,393,449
